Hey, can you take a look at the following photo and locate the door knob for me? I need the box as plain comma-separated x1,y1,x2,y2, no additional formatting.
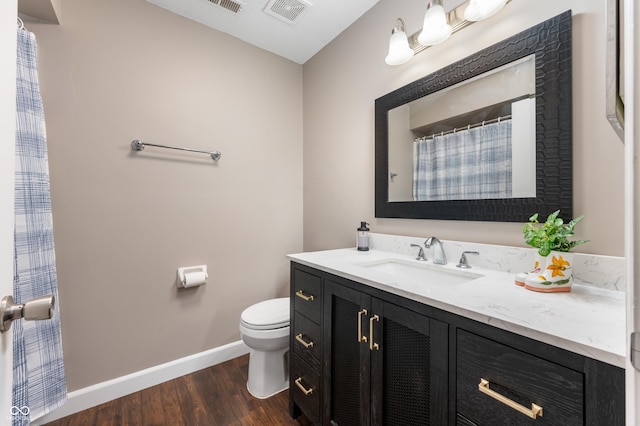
0,294,55,333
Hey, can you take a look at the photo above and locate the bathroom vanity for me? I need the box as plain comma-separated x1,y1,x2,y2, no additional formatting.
287,237,625,425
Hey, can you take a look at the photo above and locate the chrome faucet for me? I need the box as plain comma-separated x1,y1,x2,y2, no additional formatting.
424,237,447,265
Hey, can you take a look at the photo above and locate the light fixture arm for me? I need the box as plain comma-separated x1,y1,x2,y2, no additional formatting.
391,17,407,35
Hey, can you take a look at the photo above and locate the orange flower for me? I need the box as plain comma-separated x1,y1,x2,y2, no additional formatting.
546,255,571,278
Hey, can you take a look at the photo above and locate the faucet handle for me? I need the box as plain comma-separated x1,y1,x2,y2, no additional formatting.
410,244,427,261
457,251,479,269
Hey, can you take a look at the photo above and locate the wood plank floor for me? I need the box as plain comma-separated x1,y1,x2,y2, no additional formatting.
45,354,313,426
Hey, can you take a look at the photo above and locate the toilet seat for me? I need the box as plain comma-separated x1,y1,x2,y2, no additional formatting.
240,297,289,330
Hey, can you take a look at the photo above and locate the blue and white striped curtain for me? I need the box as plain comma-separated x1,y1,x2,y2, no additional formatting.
13,28,67,425
413,120,513,201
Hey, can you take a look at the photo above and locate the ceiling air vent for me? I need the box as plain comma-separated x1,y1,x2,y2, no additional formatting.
263,0,312,25
204,0,245,14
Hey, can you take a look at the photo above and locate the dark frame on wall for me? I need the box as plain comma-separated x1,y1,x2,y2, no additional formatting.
375,11,573,222
606,0,624,141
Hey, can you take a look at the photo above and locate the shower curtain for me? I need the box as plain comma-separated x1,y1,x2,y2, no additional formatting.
413,120,513,201
13,28,67,425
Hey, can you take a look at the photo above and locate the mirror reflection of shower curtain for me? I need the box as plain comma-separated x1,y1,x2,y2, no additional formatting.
413,120,513,201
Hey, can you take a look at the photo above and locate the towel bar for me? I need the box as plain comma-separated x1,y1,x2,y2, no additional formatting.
131,140,221,161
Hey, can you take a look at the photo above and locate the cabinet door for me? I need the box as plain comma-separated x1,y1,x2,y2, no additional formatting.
370,299,449,426
323,280,371,426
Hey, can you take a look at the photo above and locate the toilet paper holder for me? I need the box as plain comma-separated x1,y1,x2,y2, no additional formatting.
177,265,208,288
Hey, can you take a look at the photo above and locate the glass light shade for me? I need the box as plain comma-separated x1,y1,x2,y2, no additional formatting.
417,3,452,46
464,0,508,21
385,29,415,66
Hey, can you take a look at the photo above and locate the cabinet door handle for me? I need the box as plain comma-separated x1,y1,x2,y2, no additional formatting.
357,309,368,343
294,377,314,395
295,290,314,301
369,314,380,351
295,333,314,348
478,379,543,419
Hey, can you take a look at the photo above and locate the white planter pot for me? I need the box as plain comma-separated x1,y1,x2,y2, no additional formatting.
524,251,574,293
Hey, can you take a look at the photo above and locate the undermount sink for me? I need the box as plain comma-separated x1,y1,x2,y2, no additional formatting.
359,259,484,288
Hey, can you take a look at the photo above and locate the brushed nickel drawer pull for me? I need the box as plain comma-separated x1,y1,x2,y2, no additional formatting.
294,377,313,395
369,314,380,351
478,379,543,419
295,333,314,348
357,309,368,343
295,290,314,301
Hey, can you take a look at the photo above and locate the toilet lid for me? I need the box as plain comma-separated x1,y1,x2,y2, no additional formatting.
241,297,290,330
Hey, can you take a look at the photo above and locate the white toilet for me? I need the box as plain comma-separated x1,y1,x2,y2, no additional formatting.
239,297,290,399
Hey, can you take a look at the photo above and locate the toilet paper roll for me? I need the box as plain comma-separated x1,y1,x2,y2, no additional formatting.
182,271,207,288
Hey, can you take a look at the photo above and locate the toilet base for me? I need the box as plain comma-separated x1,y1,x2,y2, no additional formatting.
246,347,289,399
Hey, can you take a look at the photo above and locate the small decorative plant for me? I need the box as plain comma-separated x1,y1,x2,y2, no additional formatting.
523,210,589,257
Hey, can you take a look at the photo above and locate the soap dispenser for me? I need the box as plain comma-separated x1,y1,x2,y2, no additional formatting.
357,221,370,251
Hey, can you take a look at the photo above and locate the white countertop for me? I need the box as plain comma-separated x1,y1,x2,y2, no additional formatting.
288,248,626,368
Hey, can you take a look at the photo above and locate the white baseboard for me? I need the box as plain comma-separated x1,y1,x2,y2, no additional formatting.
34,340,249,425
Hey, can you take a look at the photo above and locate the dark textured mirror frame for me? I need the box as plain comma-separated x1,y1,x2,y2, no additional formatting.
375,11,572,222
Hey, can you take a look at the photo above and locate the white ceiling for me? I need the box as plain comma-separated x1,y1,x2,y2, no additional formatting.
145,0,381,64
17,0,473,65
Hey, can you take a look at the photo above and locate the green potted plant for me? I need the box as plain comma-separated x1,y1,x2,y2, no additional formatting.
516,210,588,293
523,210,588,257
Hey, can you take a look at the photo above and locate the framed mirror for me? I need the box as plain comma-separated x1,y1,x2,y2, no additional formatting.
375,11,573,222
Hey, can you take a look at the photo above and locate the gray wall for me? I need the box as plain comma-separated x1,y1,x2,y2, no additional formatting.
30,0,303,391
303,0,625,256
27,0,624,393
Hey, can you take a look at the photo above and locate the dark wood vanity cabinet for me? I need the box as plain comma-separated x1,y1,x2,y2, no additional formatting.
289,262,625,426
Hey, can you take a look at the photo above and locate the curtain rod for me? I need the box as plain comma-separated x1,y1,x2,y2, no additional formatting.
415,114,512,142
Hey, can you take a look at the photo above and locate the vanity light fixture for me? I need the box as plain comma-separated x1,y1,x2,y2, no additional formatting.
385,18,415,66
417,0,452,46
385,0,511,66
464,0,508,22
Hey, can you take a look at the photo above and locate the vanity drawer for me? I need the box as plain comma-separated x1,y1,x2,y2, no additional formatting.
457,329,583,425
293,311,321,373
293,269,322,323
291,353,320,425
